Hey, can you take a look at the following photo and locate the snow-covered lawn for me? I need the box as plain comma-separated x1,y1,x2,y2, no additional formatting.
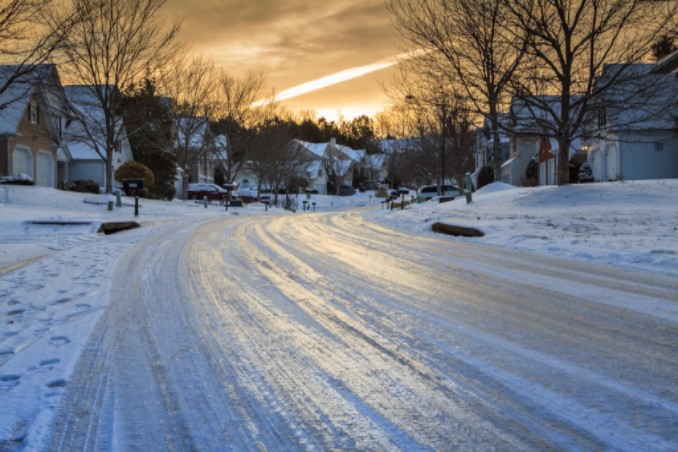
368,179,678,276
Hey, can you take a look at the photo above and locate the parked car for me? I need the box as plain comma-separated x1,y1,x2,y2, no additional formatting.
416,184,460,203
187,183,229,201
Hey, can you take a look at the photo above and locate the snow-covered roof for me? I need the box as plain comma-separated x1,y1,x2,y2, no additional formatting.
339,146,365,163
509,95,582,133
0,65,58,135
597,64,678,130
380,138,411,154
294,140,328,159
63,85,125,160
651,50,678,74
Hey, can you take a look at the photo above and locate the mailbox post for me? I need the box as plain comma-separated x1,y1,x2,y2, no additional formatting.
399,187,409,210
123,179,144,217
222,182,237,211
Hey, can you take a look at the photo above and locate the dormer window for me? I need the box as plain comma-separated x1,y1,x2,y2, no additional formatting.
29,101,39,124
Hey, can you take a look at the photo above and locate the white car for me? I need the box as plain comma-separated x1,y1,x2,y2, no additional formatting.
416,184,460,203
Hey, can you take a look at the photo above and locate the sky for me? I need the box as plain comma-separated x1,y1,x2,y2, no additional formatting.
164,0,401,121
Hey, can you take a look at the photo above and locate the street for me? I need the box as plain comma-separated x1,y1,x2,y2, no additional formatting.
48,210,678,450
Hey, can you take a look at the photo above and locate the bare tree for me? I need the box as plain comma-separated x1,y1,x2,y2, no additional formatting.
213,71,271,184
161,56,217,198
386,53,474,191
0,0,77,109
51,0,180,193
389,0,527,182
504,0,678,185
248,116,312,206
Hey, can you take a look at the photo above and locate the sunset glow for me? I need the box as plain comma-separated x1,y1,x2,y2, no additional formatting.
166,0,399,119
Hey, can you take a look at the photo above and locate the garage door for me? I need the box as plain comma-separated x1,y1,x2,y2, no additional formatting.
36,151,54,187
12,147,32,178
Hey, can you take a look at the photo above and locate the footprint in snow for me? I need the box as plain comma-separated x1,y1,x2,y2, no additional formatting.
46,379,67,389
49,336,70,347
51,297,71,305
39,358,60,370
0,374,21,392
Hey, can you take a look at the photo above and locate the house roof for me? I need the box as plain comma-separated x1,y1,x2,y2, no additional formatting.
0,65,58,135
598,64,678,130
509,95,583,134
63,85,129,161
380,138,422,154
294,140,328,159
651,51,678,74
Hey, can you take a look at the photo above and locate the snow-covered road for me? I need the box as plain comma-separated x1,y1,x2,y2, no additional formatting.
46,210,678,450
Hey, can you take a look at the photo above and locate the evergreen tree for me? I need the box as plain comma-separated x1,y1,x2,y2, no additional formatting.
121,78,177,200
579,162,594,183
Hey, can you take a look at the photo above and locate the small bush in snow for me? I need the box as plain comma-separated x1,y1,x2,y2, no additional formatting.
115,161,155,197
0,174,35,185
63,180,100,194
579,162,594,183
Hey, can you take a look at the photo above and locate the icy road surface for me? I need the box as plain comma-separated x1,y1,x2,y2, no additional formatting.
48,210,678,450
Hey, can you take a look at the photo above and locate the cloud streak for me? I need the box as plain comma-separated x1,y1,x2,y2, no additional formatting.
275,60,395,101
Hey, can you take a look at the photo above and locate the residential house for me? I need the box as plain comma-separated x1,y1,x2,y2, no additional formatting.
472,114,511,186
585,63,678,181
63,85,134,191
174,116,213,198
503,96,585,186
536,137,580,186
379,138,422,186
0,65,73,187
474,114,511,171
292,138,362,194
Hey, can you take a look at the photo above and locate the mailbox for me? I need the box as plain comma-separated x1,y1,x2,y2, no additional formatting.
123,179,144,190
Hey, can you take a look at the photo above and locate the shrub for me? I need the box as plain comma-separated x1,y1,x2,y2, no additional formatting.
524,158,538,186
477,164,494,190
579,162,594,183
114,161,155,197
0,174,34,185
63,179,100,194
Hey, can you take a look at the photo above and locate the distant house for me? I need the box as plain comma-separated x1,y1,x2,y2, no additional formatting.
536,137,580,186
0,65,73,187
503,96,584,186
294,138,362,194
474,114,511,171
174,116,213,198
585,63,678,182
63,85,134,190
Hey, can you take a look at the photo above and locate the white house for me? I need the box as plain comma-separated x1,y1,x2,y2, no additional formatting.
585,63,678,182
294,138,362,194
63,85,134,191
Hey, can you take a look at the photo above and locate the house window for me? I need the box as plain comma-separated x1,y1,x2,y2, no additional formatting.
597,107,606,128
29,101,39,124
655,142,664,152
317,169,322,178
